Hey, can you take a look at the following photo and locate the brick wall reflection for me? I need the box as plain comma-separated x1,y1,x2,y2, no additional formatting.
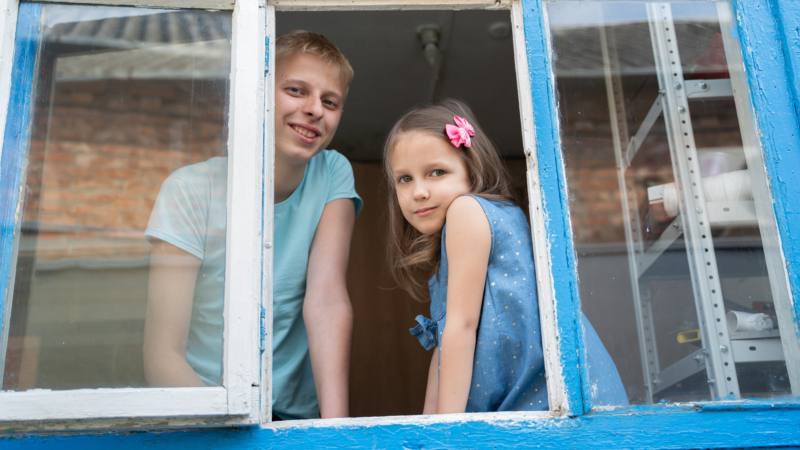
24,78,227,263
558,76,745,246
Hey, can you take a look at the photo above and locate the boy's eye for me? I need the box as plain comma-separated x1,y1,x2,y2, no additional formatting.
398,175,412,184
287,87,301,94
431,169,446,177
323,99,338,108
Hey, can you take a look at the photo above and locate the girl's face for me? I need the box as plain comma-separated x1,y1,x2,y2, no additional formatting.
390,131,471,235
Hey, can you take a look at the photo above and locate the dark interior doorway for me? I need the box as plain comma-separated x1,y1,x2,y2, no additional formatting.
277,9,528,417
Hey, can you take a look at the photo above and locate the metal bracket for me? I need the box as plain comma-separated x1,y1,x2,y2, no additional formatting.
685,79,733,99
653,348,707,395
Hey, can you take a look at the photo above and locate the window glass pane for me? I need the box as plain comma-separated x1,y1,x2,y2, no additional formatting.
1,4,231,391
546,0,797,406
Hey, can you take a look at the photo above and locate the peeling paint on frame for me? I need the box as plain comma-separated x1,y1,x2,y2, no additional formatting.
5,404,800,449
521,0,586,416
752,0,800,326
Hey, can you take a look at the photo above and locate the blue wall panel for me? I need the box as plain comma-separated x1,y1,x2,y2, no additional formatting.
0,3,40,331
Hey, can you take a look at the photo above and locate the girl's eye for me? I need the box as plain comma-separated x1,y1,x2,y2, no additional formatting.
398,175,412,184
431,169,446,177
287,87,301,95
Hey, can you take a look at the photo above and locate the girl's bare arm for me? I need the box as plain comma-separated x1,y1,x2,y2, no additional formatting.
423,346,439,414
437,196,491,414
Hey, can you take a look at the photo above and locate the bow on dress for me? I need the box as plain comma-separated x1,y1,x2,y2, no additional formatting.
445,115,476,148
409,315,438,351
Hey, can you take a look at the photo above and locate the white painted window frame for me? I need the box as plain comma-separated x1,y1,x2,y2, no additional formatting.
0,0,265,424
0,0,568,428
262,0,568,427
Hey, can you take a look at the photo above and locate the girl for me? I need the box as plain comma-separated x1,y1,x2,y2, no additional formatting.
383,99,627,414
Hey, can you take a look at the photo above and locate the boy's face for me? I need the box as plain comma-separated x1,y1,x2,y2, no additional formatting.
274,52,346,167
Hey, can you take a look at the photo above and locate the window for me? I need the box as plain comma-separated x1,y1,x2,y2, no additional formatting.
2,0,797,437
545,0,799,409
0,0,564,427
0,0,263,423
263,0,568,423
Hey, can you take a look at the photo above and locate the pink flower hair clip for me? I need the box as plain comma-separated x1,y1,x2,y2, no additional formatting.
445,115,476,148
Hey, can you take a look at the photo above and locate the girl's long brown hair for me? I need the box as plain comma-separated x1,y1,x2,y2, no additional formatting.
383,99,515,302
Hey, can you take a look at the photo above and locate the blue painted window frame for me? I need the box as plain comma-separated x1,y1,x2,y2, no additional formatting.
2,0,800,445
523,0,800,416
0,3,39,341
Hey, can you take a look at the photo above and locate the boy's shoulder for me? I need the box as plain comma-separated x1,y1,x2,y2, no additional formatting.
308,149,354,179
312,149,348,167
166,156,227,187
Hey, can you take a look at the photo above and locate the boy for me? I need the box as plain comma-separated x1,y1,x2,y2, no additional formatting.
143,30,362,421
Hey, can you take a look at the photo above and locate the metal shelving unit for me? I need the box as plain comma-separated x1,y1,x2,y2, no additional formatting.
600,3,793,402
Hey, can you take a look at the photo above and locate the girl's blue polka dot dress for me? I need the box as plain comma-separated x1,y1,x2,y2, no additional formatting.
410,195,628,412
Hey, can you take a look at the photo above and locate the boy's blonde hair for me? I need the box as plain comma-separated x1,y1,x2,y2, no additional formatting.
276,30,355,91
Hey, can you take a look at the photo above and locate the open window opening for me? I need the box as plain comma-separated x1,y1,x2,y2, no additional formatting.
274,8,534,418
546,0,799,407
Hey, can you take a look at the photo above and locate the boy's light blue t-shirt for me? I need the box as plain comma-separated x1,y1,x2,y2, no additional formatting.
272,150,362,420
145,150,362,420
146,156,228,386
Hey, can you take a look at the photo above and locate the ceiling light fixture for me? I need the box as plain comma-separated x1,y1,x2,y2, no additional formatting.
416,24,441,66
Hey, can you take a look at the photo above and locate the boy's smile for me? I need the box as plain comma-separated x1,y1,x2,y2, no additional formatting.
275,52,345,167
291,123,320,141
391,132,472,235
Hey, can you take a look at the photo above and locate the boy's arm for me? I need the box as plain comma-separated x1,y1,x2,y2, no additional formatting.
437,196,491,414
423,346,440,414
144,238,206,387
304,197,356,419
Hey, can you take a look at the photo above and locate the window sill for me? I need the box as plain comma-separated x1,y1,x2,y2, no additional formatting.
264,410,558,430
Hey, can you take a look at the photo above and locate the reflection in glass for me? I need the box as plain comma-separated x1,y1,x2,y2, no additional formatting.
546,1,797,405
1,5,231,390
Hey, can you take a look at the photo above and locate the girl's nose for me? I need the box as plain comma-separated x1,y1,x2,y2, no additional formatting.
413,182,429,201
